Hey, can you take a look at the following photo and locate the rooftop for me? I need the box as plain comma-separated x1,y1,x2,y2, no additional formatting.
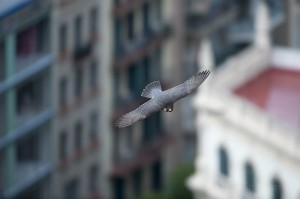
234,48,300,129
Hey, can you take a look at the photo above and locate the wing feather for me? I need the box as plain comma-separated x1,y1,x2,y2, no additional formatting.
115,99,162,128
164,70,210,103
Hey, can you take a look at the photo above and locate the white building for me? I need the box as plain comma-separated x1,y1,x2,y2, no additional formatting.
188,1,300,199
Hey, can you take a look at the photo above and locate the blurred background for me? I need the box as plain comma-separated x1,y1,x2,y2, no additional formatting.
0,0,299,198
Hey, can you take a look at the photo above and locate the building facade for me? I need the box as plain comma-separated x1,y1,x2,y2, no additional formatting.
51,0,104,198
188,1,300,198
101,0,184,198
0,0,53,198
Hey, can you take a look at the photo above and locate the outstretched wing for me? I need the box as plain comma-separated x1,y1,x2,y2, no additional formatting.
115,98,163,128
164,70,210,103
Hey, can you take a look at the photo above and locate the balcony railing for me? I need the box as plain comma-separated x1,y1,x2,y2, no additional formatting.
113,0,159,17
0,108,54,151
0,0,51,38
111,134,173,177
15,52,50,72
114,24,170,70
0,54,53,95
2,163,53,199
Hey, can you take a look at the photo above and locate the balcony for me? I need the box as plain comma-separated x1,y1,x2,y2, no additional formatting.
0,0,51,38
186,5,237,39
110,134,173,177
114,24,170,70
14,72,50,127
0,54,53,95
0,108,53,151
0,126,53,199
73,42,93,63
2,163,53,199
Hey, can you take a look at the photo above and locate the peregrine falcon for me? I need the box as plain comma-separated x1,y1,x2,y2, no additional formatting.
115,70,210,128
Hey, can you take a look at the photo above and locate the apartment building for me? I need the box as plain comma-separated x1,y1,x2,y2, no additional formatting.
0,0,53,198
188,1,300,198
189,46,300,199
100,0,183,198
51,0,104,198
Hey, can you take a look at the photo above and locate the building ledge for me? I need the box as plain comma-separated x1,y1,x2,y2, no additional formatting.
0,108,54,151
2,163,53,199
0,54,53,95
0,0,51,37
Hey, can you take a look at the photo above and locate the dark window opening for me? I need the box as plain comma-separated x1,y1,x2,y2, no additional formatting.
59,77,67,106
113,177,125,199
59,24,67,52
245,162,256,193
219,147,229,177
272,178,283,199
75,122,83,150
89,165,99,192
151,160,162,191
65,179,79,199
59,131,67,160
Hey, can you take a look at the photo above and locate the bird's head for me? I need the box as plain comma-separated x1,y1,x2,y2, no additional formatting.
163,104,173,112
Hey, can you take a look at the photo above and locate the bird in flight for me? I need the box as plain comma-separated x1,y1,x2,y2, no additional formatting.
115,70,210,128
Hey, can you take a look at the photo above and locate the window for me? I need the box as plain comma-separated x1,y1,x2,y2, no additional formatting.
142,3,150,35
143,112,161,143
90,112,98,140
127,12,134,41
75,122,83,150
114,18,122,56
151,160,162,191
74,16,82,48
128,64,139,96
59,77,67,106
65,179,79,199
245,162,256,193
272,178,283,199
90,61,98,88
17,25,37,57
143,3,150,35
90,7,98,35
0,94,6,136
74,68,83,97
113,178,125,199
59,24,67,52
133,169,143,196
126,126,133,151
16,75,46,119
218,147,229,177
0,41,5,81
59,131,67,160
17,134,38,162
89,165,99,192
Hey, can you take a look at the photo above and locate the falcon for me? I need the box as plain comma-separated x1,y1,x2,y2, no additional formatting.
115,70,210,128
